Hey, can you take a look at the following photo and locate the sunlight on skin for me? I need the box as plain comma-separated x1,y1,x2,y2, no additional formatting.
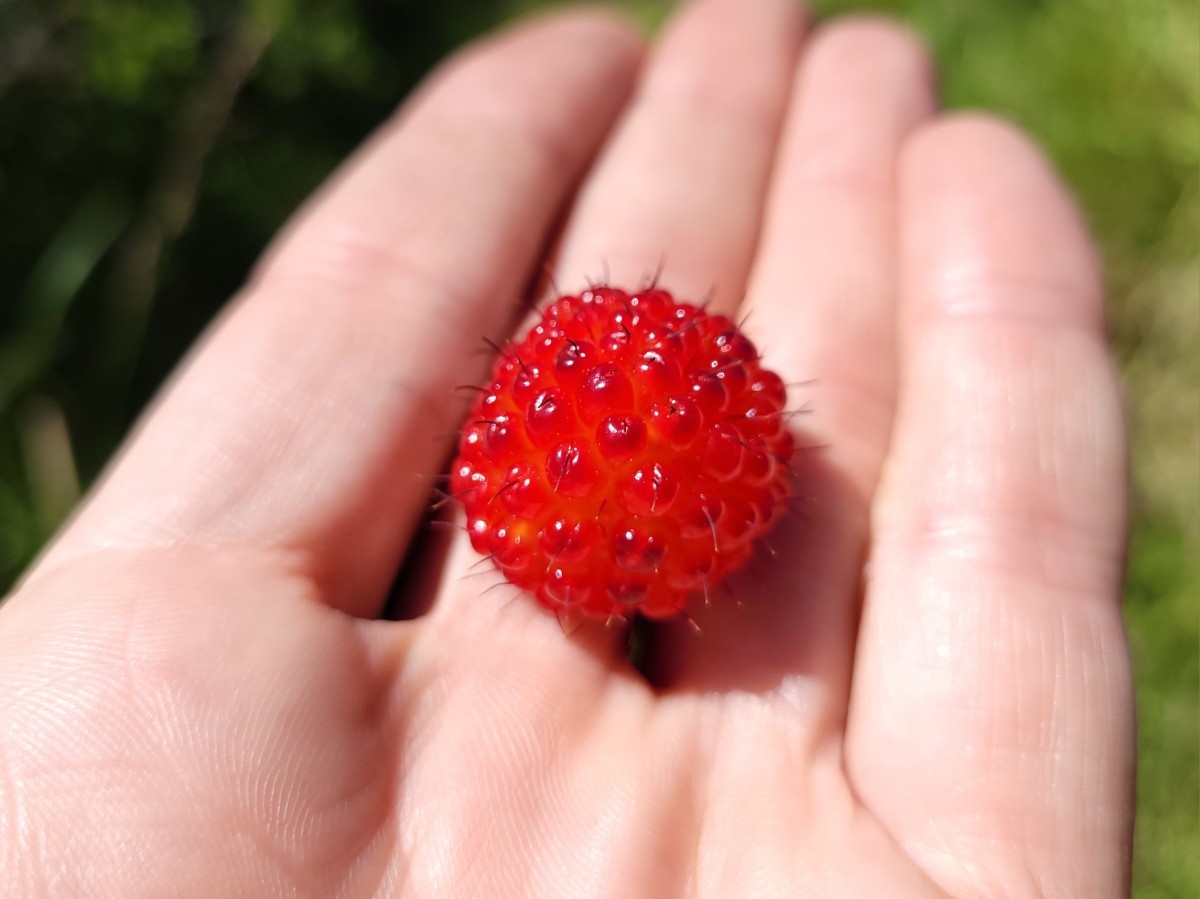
0,1,1132,897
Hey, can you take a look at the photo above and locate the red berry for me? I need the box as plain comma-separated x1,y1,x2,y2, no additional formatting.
453,287,792,623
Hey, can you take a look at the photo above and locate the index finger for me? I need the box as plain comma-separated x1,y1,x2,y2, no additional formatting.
31,12,643,616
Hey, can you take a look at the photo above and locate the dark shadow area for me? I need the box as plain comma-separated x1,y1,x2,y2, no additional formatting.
380,505,459,621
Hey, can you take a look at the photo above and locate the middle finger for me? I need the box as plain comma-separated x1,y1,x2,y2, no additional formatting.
428,0,804,635
655,20,936,699
552,0,806,308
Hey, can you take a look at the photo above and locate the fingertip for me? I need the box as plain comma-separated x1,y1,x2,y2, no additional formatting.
642,0,806,126
902,112,1046,182
900,112,1105,329
804,14,937,115
488,4,648,68
662,0,808,47
551,0,806,309
421,6,646,117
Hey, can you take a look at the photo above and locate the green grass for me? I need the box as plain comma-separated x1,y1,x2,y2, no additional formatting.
1,0,1195,895
1127,518,1200,898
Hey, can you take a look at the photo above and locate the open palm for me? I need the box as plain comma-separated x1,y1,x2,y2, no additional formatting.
0,2,1134,897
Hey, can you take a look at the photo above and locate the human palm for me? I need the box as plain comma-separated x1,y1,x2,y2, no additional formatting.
0,2,1134,897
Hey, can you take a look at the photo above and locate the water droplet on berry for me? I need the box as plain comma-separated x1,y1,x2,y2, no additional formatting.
715,328,757,362
553,340,594,383
460,421,486,454
638,588,687,620
740,439,775,488
617,462,679,516
637,350,683,394
613,526,666,573
554,296,580,321
489,521,535,569
629,289,672,320
480,390,503,414
545,441,600,498
450,462,488,507
648,329,686,356
596,415,647,459
608,579,649,606
670,303,699,325
484,414,522,456
497,358,521,381
539,517,599,564
688,373,727,416
715,361,748,397
719,499,761,545
542,568,592,608
649,395,701,447
498,463,550,519
577,364,634,424
600,327,633,357
524,387,575,446
468,517,490,553
679,494,724,540
511,364,544,405
702,424,744,481
750,370,788,406
586,287,627,311
740,396,785,440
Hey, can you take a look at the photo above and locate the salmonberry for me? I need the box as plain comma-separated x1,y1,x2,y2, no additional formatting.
452,286,793,623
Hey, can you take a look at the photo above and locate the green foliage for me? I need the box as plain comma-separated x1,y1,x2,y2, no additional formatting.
1126,518,1200,898
75,0,199,103
0,0,1195,895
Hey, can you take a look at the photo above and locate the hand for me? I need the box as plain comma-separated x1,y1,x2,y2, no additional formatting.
0,1,1134,896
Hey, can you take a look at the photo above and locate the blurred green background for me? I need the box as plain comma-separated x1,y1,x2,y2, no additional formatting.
0,0,1195,894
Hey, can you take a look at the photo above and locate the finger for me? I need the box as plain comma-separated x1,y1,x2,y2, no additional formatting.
551,0,805,309
747,19,935,500
32,12,643,616
652,21,934,698
847,117,1134,897
426,0,803,633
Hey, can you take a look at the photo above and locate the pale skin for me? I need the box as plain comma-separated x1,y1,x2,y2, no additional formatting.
0,1,1135,897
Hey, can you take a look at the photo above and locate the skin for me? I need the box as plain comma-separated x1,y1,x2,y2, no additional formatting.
0,1,1135,897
